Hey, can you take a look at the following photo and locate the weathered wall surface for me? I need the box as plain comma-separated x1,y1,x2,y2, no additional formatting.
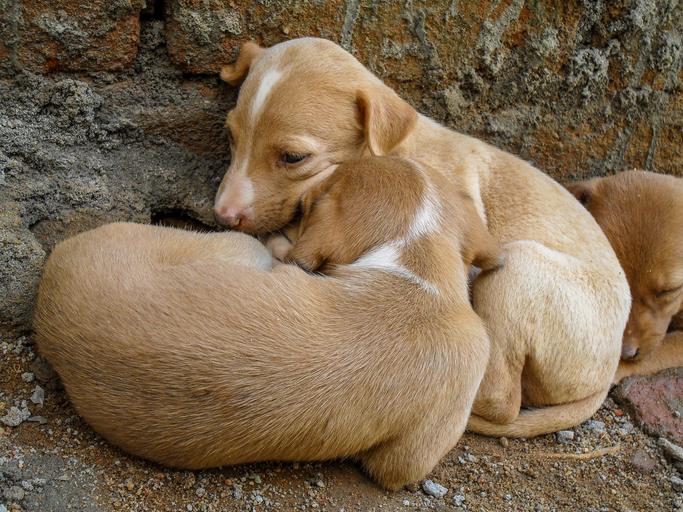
1,0,682,330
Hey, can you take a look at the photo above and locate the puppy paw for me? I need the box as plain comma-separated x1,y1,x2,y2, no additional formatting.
265,233,294,262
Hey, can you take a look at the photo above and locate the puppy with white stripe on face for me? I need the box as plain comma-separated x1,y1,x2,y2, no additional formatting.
35,156,502,490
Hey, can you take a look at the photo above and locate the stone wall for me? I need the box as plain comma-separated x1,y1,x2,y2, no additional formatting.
1,0,682,331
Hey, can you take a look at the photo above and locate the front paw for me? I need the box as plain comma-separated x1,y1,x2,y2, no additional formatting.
265,233,294,262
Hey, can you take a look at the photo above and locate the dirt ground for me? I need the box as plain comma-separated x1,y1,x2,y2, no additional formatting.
1,333,681,512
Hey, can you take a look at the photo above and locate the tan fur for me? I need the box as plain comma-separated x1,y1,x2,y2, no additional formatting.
213,38,631,437
34,157,493,490
567,171,683,381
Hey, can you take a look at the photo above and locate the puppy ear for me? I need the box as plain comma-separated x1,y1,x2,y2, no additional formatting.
356,88,417,156
220,41,264,85
464,211,504,271
565,180,596,207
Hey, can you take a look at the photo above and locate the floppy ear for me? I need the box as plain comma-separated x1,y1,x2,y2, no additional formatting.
565,180,596,207
220,41,264,85
356,87,417,156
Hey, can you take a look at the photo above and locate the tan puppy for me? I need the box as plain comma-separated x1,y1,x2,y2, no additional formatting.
213,38,631,437
34,157,497,490
567,171,683,381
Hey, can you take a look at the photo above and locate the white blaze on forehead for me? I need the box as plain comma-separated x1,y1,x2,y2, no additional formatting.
250,67,283,122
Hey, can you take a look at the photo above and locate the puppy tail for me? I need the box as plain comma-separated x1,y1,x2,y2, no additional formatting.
467,388,608,438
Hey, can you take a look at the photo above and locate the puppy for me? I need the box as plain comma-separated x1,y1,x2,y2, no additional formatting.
34,156,498,490
567,171,683,381
212,38,631,437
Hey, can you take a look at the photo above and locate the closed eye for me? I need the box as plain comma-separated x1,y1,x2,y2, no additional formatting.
655,285,683,299
280,152,309,165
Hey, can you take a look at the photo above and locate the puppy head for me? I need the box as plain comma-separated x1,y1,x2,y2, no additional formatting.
285,157,423,271
213,38,417,234
568,171,683,360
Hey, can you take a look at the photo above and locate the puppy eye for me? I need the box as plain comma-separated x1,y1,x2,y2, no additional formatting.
655,286,683,299
281,152,309,165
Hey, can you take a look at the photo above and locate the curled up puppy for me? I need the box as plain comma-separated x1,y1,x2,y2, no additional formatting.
34,156,501,490
567,171,683,381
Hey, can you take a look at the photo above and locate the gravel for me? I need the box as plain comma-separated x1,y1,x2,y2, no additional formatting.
583,420,606,433
659,438,683,463
1,405,31,427
422,479,448,498
20,372,35,383
556,430,575,443
30,385,45,406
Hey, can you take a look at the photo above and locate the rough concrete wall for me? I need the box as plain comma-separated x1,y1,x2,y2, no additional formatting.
1,0,682,331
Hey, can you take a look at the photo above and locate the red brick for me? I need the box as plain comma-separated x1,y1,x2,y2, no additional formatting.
614,368,683,444
9,0,144,73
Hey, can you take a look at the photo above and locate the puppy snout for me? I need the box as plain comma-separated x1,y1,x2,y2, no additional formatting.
214,207,244,228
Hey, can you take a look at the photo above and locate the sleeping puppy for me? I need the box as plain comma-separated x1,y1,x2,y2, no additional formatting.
213,38,631,437
567,170,683,381
34,156,499,490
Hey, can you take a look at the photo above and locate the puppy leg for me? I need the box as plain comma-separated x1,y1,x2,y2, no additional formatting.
614,331,683,383
470,347,523,424
360,412,466,490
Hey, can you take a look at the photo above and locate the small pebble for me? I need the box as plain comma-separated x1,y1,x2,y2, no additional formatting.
504,493,512,501
402,499,410,506
671,476,683,492
30,386,44,406
499,437,509,447
659,437,683,463
0,504,6,512
21,372,35,383
1,406,30,427
630,449,657,473
452,494,465,507
422,479,448,499
4,486,25,501
556,430,574,444
195,487,205,497
583,420,605,433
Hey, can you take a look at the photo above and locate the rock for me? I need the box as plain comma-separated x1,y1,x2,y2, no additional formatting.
20,372,34,383
659,438,683,463
195,486,205,497
4,485,25,501
583,420,606,433
27,416,47,425
630,449,657,473
422,479,448,499
614,369,683,443
232,483,243,500
499,437,509,447
1,406,30,427
672,476,683,492
402,499,410,506
452,494,466,507
30,385,44,406
556,430,575,444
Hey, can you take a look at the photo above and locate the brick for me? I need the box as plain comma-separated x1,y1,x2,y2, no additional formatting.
613,368,683,444
3,0,145,74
